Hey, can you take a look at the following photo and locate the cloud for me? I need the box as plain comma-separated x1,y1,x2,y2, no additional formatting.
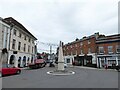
0,0,118,53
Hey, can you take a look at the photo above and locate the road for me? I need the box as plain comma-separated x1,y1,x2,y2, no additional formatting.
2,65,119,88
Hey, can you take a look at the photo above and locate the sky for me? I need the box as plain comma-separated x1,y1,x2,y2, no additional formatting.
0,0,119,53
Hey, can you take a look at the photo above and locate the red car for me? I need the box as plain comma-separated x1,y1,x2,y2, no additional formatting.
0,67,21,77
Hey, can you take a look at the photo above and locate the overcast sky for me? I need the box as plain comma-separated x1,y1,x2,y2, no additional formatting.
0,0,119,53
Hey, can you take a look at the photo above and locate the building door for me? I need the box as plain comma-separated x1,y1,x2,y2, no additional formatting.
79,56,84,66
98,58,101,68
23,56,26,67
86,56,92,66
31,57,33,63
18,57,21,67
27,57,30,66
101,58,105,68
9,55,15,67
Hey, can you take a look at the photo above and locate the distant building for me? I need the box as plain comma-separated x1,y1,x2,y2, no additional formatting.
2,17,37,68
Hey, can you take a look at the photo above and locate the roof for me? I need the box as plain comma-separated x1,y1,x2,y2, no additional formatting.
3,17,37,40
64,33,99,46
96,34,120,44
0,17,10,26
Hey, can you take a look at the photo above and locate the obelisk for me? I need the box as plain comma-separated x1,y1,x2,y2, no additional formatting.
58,41,65,71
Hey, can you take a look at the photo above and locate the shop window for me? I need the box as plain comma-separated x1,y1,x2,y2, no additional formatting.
66,59,70,63
116,45,120,53
118,56,120,60
118,60,120,65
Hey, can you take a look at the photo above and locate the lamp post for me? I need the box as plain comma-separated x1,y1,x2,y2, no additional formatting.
50,45,52,62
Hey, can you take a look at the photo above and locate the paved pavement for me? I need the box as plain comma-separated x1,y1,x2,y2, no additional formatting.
2,65,119,88
73,66,117,71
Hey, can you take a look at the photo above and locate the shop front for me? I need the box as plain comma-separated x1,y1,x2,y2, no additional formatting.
74,54,96,67
97,54,119,69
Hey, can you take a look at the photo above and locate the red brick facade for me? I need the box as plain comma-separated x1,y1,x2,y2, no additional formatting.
96,34,120,68
62,33,120,68
62,33,99,67
63,35,98,56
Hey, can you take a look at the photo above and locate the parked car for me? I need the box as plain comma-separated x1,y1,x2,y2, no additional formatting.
0,67,21,77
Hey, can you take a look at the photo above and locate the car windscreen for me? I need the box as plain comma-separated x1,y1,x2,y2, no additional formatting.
2,64,8,68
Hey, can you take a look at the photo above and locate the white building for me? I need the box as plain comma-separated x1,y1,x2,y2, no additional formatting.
3,17,37,68
0,17,10,66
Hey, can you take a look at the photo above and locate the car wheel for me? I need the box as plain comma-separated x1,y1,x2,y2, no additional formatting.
0,72,2,77
16,70,21,74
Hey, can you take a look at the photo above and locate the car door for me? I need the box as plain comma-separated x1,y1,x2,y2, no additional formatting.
9,68,16,74
2,68,10,75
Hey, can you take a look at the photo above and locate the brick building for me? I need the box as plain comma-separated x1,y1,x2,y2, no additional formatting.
62,33,120,69
96,34,120,68
63,33,99,67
